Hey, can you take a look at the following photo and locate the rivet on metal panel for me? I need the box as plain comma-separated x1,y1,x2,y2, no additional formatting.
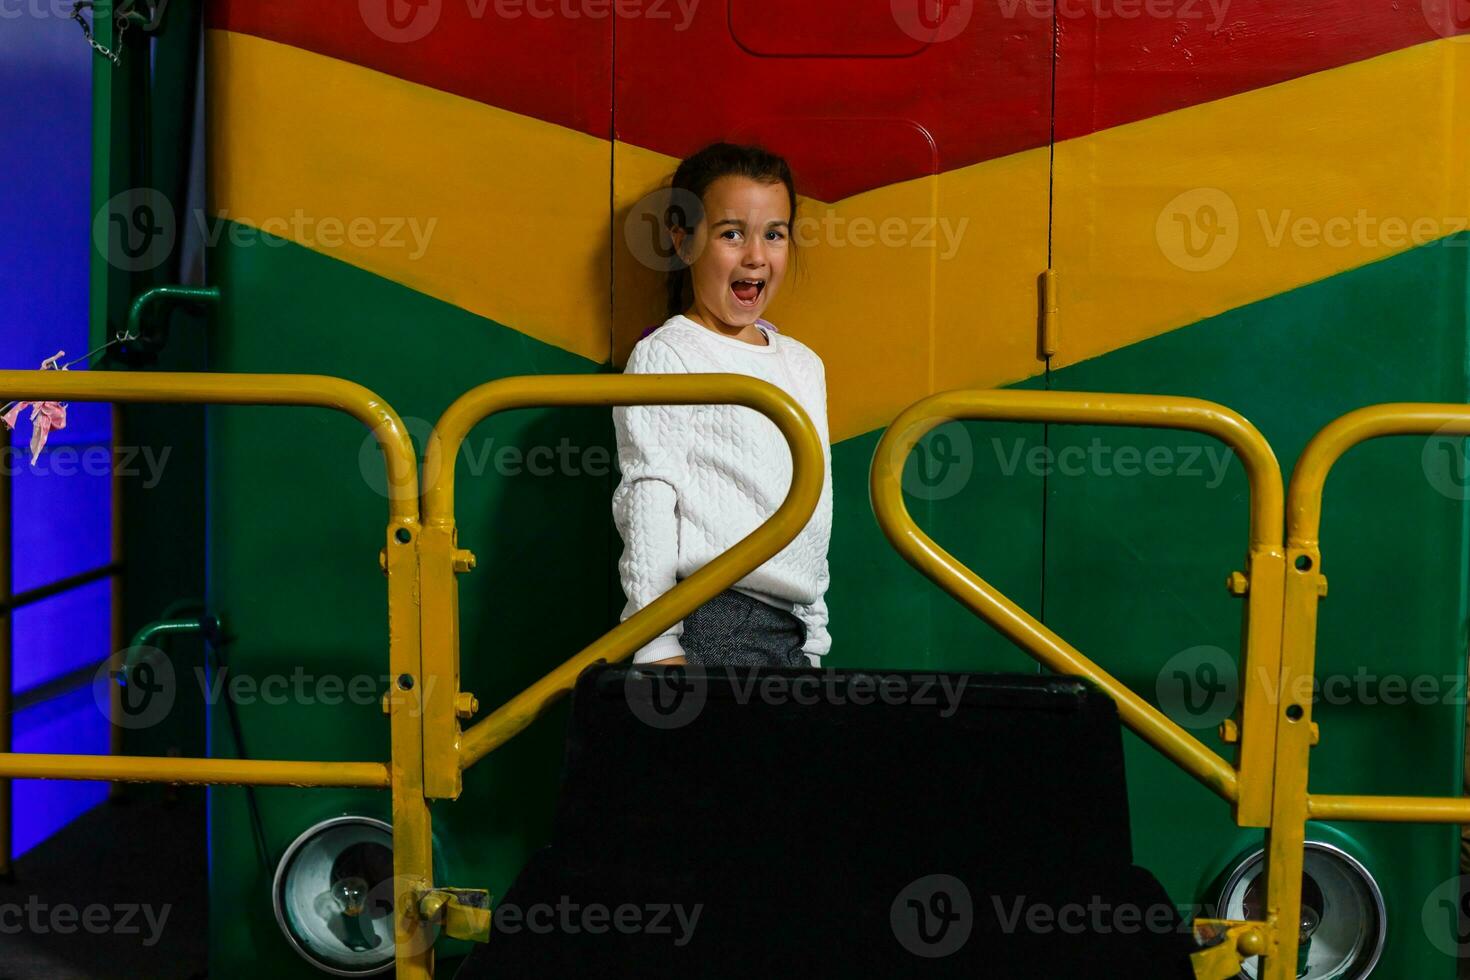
1316,575,1328,598
455,692,479,720
1218,718,1240,744
452,549,477,573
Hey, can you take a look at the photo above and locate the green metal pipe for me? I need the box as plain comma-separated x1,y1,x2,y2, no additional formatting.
122,614,219,677
126,284,220,349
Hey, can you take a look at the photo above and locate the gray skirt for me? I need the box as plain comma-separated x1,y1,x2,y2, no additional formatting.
680,587,810,668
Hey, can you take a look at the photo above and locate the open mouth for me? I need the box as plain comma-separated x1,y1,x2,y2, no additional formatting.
730,278,766,307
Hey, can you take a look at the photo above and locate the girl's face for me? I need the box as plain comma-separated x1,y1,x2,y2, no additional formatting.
673,175,792,331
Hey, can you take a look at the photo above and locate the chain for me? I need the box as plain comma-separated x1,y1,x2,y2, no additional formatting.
71,1,134,68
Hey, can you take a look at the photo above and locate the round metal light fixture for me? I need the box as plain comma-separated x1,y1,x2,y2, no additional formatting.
272,816,402,976
1216,840,1386,979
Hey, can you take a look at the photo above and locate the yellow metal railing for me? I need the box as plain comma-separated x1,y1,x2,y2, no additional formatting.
0,368,822,979
869,388,1289,976
870,390,1286,817
0,369,423,972
870,390,1470,980
418,374,824,796
32,371,1468,979
1253,404,1470,980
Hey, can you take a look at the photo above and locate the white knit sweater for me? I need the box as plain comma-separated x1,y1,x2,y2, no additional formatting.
612,314,833,665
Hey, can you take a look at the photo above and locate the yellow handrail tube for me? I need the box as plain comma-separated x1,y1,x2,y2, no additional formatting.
870,389,1288,807
0,370,420,520
0,369,434,979
1287,403,1470,549
429,375,824,775
1258,403,1470,980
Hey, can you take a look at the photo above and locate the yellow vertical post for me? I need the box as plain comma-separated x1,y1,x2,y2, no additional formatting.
1232,543,1286,828
417,520,465,801
387,516,435,978
1255,543,1320,980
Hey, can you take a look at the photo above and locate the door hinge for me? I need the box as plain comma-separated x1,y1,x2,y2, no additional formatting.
1038,267,1059,359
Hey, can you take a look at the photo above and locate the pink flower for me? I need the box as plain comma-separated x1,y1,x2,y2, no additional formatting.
2,351,69,464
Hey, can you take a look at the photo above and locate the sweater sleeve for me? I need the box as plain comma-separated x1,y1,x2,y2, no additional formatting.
792,353,832,663
612,338,695,664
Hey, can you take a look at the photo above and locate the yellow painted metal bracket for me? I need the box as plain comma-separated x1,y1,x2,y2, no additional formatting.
869,389,1289,817
419,887,492,943
428,374,823,785
1191,919,1272,980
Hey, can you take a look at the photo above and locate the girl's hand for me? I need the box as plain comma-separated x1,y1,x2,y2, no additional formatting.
648,655,688,666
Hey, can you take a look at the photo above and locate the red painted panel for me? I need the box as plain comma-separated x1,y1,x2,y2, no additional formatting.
211,1,1463,199
615,0,1053,201
730,0,929,56
1054,0,1453,141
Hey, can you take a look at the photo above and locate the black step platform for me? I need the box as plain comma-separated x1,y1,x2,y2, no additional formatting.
456,665,1197,978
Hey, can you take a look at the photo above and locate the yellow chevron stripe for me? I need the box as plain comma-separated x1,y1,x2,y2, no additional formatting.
206,30,612,363
612,142,1051,438
208,29,1470,442
1052,39,1470,370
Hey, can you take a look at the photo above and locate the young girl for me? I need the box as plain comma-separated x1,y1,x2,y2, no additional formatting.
612,142,832,669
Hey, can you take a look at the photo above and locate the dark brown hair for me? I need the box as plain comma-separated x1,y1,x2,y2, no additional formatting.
663,142,799,319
